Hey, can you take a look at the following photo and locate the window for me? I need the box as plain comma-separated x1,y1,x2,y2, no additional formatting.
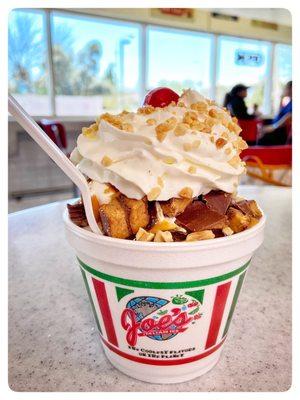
272,44,292,113
51,12,141,116
216,36,272,114
8,9,51,115
147,26,213,97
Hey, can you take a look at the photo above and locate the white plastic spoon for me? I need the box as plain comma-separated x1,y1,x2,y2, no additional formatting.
8,95,102,235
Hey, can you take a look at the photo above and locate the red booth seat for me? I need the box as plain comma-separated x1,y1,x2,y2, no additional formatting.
238,119,262,144
241,145,292,166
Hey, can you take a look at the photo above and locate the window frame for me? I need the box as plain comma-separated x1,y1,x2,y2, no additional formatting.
8,8,292,118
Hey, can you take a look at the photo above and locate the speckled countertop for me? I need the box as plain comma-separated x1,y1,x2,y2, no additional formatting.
8,186,291,392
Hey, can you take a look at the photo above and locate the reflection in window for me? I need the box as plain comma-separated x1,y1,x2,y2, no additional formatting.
8,9,51,115
147,26,213,97
51,12,141,116
216,36,271,114
272,44,292,114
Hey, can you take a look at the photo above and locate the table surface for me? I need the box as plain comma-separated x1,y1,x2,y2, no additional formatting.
8,186,292,392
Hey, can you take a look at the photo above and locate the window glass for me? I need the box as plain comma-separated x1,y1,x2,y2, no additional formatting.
8,9,51,115
147,26,213,97
216,36,271,114
51,12,141,116
272,44,292,114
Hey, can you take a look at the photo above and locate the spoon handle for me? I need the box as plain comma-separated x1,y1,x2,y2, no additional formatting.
8,95,102,234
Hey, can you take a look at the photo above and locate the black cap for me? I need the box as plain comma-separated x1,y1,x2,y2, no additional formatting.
230,84,249,96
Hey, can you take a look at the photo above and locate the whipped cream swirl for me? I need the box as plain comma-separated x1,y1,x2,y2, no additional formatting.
70,89,247,202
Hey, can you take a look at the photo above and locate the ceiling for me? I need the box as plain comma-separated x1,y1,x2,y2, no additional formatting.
209,8,291,26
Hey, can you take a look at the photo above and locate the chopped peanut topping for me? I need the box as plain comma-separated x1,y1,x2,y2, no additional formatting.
146,118,156,125
216,138,227,149
228,155,241,168
163,156,176,164
221,131,229,140
155,117,177,142
210,136,215,143
205,117,217,128
228,121,242,135
225,147,232,155
191,101,208,113
227,208,250,233
190,120,205,131
147,186,161,201
101,156,113,167
183,111,198,125
154,230,174,242
188,165,197,174
100,113,123,130
179,187,193,199
233,136,248,151
82,123,98,137
192,140,201,149
222,226,234,236
157,176,164,187
150,220,178,233
137,105,155,115
186,230,215,241
135,228,154,242
174,123,189,136
183,143,192,151
122,123,133,132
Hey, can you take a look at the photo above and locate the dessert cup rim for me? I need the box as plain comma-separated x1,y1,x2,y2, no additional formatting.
63,210,266,251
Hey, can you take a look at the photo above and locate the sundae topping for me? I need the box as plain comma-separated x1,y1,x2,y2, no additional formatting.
176,201,228,232
70,89,247,201
143,87,180,108
68,88,262,242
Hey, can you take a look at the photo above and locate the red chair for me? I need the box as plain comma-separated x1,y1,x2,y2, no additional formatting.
238,119,262,145
241,145,292,187
38,119,68,150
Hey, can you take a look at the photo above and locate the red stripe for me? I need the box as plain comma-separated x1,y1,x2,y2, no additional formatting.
205,281,231,349
101,335,226,366
92,278,118,347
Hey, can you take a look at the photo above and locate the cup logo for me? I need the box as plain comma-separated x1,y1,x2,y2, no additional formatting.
121,295,201,346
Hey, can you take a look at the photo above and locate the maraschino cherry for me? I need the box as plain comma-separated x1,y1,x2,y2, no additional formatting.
143,87,179,108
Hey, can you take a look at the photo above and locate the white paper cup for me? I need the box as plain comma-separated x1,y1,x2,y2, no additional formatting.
64,212,265,384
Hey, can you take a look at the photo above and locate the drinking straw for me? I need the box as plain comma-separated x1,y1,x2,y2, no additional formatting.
8,95,102,235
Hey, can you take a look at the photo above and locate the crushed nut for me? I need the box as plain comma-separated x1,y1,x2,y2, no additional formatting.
174,123,189,136
192,140,201,149
227,207,250,233
191,101,208,113
135,228,155,242
146,118,156,125
228,155,241,168
150,220,178,233
183,111,198,125
186,230,215,241
222,226,234,236
138,105,155,115
147,186,161,201
157,176,164,187
122,123,133,132
188,165,197,174
101,156,113,166
155,117,177,142
163,156,176,164
154,230,174,242
179,187,193,199
216,138,227,149
225,147,232,155
233,136,248,151
183,143,192,151
82,123,98,137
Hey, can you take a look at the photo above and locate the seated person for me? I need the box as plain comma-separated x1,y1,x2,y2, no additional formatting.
223,84,259,120
258,81,292,145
